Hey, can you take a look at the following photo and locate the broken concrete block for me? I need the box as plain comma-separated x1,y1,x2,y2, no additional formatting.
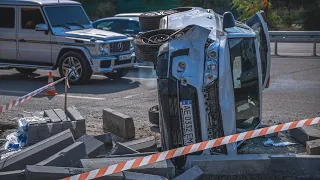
80,157,175,178
268,154,320,177
123,171,168,180
26,122,39,146
103,108,135,139
122,136,157,153
76,135,105,158
306,139,320,155
0,129,75,172
25,165,124,180
53,109,71,122
109,142,139,155
66,107,85,121
185,155,270,175
173,165,203,180
0,170,25,180
44,109,61,123
71,120,86,139
289,126,320,145
94,133,112,145
37,142,86,167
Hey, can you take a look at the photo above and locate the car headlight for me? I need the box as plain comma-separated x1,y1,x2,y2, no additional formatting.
98,43,108,53
204,42,219,87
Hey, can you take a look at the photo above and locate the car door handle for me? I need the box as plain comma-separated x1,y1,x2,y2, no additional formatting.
20,39,26,42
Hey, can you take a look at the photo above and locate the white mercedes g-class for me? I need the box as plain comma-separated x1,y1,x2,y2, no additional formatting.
0,0,137,84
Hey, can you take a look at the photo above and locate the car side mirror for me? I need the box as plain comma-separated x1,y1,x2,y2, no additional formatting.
35,24,49,31
223,11,235,30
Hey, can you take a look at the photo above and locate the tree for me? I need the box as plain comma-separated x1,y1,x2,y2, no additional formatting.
301,0,320,30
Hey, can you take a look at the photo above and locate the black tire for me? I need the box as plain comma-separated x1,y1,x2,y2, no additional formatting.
104,69,129,79
58,51,92,85
148,105,159,126
139,10,178,31
15,68,37,74
134,29,176,64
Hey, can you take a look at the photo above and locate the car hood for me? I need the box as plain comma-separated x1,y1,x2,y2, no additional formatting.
55,28,129,41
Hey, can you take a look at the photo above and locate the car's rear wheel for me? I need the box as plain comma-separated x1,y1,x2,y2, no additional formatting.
134,29,176,65
139,10,178,31
104,69,129,79
58,51,92,85
15,68,37,74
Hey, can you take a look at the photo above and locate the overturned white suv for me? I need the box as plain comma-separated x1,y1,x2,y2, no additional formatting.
0,0,137,84
134,8,271,163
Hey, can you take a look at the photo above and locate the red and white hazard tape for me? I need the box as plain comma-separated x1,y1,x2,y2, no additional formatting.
0,77,65,114
62,117,320,180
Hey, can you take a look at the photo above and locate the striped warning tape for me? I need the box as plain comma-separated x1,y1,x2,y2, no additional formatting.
0,77,66,114
62,117,320,180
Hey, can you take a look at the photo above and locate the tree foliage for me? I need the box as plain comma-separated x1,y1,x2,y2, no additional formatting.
301,0,320,30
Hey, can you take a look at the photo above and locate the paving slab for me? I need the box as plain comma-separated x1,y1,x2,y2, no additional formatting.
306,139,320,155
94,133,112,145
44,109,61,123
289,126,320,145
25,165,123,180
122,136,157,153
54,109,71,122
109,142,139,155
26,122,39,146
185,154,270,175
268,154,320,177
0,129,75,171
80,157,175,178
47,122,63,136
76,135,105,158
173,165,203,180
71,120,86,139
38,122,50,140
66,107,85,121
0,170,25,180
36,142,86,167
103,108,135,139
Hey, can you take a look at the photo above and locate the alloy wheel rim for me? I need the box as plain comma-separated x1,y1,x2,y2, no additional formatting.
62,56,82,81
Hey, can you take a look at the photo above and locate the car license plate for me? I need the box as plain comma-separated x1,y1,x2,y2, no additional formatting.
180,100,196,145
119,54,131,61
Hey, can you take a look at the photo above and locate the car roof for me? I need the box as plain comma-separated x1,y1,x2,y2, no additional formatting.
94,17,139,22
114,13,142,17
0,0,80,6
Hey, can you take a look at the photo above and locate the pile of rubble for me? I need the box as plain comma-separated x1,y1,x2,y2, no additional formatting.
0,107,203,180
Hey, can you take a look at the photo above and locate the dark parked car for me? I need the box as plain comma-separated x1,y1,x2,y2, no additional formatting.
92,17,142,37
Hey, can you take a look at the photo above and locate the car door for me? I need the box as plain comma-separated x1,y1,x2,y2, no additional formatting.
18,6,52,65
0,5,17,63
246,10,271,89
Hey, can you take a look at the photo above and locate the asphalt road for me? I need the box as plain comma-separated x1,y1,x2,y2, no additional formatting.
0,43,319,142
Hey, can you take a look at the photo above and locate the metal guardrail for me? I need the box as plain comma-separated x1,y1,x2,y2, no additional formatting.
269,31,320,56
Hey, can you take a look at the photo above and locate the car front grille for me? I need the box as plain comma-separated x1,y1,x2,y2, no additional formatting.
100,60,111,68
114,59,131,66
109,41,130,53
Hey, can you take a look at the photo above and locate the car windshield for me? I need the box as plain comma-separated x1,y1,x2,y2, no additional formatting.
44,6,90,28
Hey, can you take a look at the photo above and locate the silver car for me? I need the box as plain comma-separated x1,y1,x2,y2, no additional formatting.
0,0,137,84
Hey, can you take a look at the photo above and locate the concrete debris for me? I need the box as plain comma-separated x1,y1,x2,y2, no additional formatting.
76,135,105,158
121,136,157,153
289,126,320,145
103,108,135,139
0,170,25,180
109,142,139,155
0,129,75,172
306,139,320,155
25,165,124,180
94,133,112,145
36,142,86,167
80,157,175,178
173,165,203,180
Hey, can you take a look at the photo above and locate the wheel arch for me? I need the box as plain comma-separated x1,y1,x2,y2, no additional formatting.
54,47,92,68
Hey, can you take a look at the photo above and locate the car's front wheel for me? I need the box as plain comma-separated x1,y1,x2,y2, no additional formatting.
104,69,129,79
58,51,92,85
